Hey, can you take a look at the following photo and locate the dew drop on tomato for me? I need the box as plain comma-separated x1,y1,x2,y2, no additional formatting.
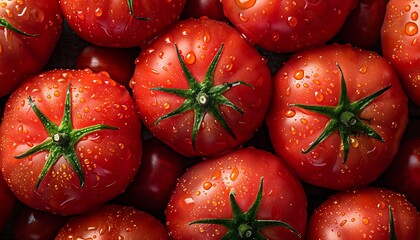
405,22,418,36
235,0,256,10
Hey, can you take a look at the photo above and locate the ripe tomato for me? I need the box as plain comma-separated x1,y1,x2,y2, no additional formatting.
166,148,307,239
12,204,69,240
55,204,170,239
306,187,419,239
221,0,356,53
0,69,142,216
266,44,408,190
131,18,272,157
381,137,420,209
75,44,140,87
0,0,63,97
382,0,420,106
59,0,186,48
116,137,186,217
0,172,15,231
338,0,387,49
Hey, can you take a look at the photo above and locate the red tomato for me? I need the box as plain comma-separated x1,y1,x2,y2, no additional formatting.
382,0,420,106
0,0,63,97
381,137,420,209
221,0,356,53
166,148,307,239
266,44,408,190
131,18,272,157
55,204,170,239
0,172,15,231
0,69,142,216
338,0,387,49
60,0,186,48
116,138,186,217
75,45,140,87
306,187,420,239
12,204,69,240
181,0,227,21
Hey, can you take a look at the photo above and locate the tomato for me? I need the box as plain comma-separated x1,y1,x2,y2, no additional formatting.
381,137,420,209
0,172,15,231
181,0,227,21
382,0,420,106
55,204,170,239
266,44,408,190
306,187,419,239
165,147,307,239
221,0,356,53
116,137,186,217
0,0,63,97
131,18,272,157
338,0,387,49
0,69,142,216
11,204,69,240
59,0,186,48
75,44,140,87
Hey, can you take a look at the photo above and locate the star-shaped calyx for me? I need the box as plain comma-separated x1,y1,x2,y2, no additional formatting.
290,63,391,163
14,84,118,189
152,44,253,150
189,178,301,239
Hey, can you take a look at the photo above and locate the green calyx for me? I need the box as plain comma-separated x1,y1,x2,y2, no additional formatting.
0,17,38,37
290,63,390,163
14,84,118,189
389,205,397,240
189,178,301,240
152,44,253,150
127,0,151,21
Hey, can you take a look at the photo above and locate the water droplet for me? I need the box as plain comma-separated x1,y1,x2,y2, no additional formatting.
293,69,304,80
311,151,319,159
350,137,359,148
179,193,195,210
291,126,298,135
203,30,211,43
377,201,386,209
0,2,7,8
54,90,60,97
300,118,308,124
272,31,280,42
163,102,170,110
359,65,367,74
239,12,249,22
95,7,103,17
285,109,296,118
405,22,418,36
412,11,418,21
412,37,418,45
84,106,90,113
182,28,191,36
230,167,239,181
211,170,221,180
285,87,292,96
203,181,212,190
362,217,369,225
340,220,347,226
185,51,196,65
314,91,324,102
287,16,298,27
405,5,411,12
77,10,84,20
235,0,256,9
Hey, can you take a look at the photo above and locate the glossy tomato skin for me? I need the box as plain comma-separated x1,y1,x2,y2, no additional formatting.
0,0,62,97
306,187,420,239
221,0,356,53
181,0,227,21
12,204,69,240
0,69,142,216
59,0,186,48
266,44,408,190
165,148,307,239
381,137,420,209
75,45,140,87
338,0,387,49
55,204,170,239
382,0,420,106
131,18,272,157
116,137,186,217
0,172,15,231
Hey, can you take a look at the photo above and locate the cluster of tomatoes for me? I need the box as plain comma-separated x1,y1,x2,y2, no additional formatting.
1,0,420,239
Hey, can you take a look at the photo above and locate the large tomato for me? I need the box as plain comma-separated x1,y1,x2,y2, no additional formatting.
221,0,356,53
55,204,170,239
131,18,272,157
166,148,307,239
382,0,420,106
0,69,142,215
59,0,186,48
266,44,408,190
306,187,419,239
0,0,63,97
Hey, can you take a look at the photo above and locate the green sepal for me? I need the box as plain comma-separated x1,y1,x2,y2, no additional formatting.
389,205,397,240
0,18,38,37
127,0,151,21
